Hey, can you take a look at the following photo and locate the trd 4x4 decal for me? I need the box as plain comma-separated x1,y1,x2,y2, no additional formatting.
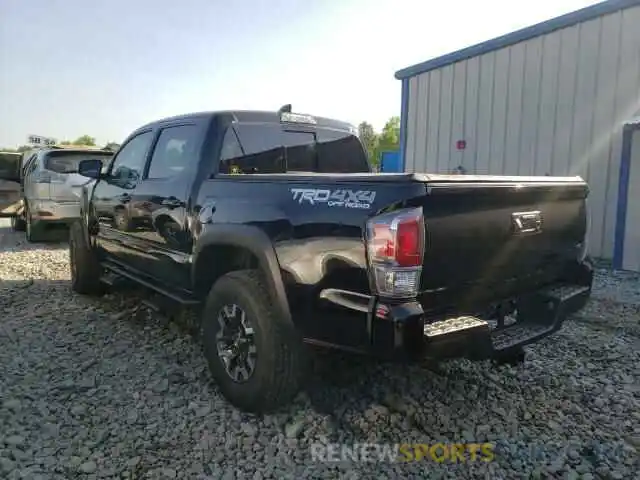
290,188,376,209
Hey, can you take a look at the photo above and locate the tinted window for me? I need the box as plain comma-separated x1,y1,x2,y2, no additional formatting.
147,125,199,179
219,123,369,174
26,155,39,175
219,128,243,164
314,129,370,173
43,151,113,174
110,131,153,187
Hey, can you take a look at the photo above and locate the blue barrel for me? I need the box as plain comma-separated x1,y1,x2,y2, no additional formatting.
380,150,401,172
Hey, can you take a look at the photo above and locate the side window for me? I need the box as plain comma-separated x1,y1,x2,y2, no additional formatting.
109,131,153,188
27,155,39,176
147,125,199,180
218,127,244,174
21,154,36,177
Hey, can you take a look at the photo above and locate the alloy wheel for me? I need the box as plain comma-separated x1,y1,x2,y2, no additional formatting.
215,303,258,382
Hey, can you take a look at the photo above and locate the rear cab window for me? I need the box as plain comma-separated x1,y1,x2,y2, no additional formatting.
218,123,370,175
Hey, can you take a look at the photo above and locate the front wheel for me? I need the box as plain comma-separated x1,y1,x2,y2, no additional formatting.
10,214,26,232
69,221,104,296
201,269,306,413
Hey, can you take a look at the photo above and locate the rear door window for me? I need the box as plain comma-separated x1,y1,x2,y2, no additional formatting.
146,124,199,179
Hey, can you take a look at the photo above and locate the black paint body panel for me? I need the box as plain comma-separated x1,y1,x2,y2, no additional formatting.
79,110,592,358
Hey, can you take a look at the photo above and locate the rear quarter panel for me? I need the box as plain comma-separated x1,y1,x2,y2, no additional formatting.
194,176,427,315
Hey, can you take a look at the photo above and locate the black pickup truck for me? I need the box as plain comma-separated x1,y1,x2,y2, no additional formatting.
0,107,594,413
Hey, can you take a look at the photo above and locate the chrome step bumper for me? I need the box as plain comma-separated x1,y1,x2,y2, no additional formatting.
420,283,591,359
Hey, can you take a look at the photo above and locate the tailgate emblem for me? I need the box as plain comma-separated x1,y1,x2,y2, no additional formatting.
511,211,542,235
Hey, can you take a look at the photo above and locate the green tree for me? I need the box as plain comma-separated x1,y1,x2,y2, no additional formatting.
104,142,120,151
72,135,96,146
357,121,379,166
378,116,400,150
373,116,400,165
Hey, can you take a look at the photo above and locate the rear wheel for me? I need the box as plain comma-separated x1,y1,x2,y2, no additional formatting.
69,221,104,296
25,206,48,242
114,208,134,232
10,214,26,232
492,346,526,366
201,269,306,413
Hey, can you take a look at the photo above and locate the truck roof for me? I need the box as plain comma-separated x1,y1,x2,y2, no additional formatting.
137,110,357,133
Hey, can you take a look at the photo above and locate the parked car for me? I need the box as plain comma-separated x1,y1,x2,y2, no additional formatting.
0,107,593,413
12,146,113,241
0,151,23,223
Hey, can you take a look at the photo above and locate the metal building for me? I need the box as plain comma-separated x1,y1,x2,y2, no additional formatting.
395,0,640,269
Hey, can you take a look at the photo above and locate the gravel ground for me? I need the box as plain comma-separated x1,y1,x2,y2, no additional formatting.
0,219,638,480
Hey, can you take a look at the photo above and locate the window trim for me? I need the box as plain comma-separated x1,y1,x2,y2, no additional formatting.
143,122,198,181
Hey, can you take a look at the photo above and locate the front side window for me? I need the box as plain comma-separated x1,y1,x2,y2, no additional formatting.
147,125,199,179
109,131,153,188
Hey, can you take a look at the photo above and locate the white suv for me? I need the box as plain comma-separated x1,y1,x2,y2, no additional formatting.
16,146,113,241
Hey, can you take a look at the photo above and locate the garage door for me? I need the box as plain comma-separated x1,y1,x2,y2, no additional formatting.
622,128,640,271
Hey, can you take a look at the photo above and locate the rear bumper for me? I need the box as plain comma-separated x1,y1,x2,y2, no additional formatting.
315,259,594,360
29,199,80,224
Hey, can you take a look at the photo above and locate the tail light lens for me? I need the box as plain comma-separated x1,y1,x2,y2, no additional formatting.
365,207,425,298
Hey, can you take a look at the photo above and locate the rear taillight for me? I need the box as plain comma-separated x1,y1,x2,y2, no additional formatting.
365,207,424,298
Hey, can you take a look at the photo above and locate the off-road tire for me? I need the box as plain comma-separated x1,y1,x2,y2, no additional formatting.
69,221,104,296
492,346,526,366
10,214,26,232
201,269,306,413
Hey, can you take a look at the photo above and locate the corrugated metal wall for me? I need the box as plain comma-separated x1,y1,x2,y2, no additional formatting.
403,5,640,259
622,128,640,270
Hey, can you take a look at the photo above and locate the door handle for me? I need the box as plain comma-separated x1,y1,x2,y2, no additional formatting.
161,197,182,208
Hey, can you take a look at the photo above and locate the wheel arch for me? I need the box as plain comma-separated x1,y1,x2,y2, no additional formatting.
192,224,293,326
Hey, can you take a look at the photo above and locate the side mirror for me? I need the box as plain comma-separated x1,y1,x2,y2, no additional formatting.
78,159,103,179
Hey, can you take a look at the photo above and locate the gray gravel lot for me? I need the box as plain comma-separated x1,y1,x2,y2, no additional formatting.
0,219,638,479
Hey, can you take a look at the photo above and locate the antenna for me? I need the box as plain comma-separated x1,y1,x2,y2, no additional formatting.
278,104,292,114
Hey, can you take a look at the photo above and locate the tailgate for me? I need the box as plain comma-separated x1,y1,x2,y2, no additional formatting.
418,177,588,311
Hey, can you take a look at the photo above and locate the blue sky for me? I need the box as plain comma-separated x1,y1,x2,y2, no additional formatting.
0,0,600,147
